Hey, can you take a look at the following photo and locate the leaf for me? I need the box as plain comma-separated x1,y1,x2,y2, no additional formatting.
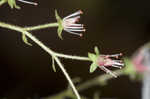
7,0,20,9
90,62,98,73
94,46,99,55
22,33,32,46
55,10,63,40
88,52,97,62
52,57,56,72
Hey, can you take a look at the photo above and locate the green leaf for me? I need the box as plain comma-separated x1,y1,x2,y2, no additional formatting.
52,57,56,72
55,10,63,40
90,62,98,73
94,46,99,55
22,33,32,46
88,52,97,62
7,0,20,9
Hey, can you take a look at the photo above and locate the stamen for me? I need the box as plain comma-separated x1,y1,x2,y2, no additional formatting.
111,65,122,69
113,62,124,66
69,24,83,26
65,30,82,36
107,53,122,58
99,66,117,78
18,0,38,5
64,16,80,22
66,29,85,32
63,10,82,20
114,60,123,63
65,26,84,29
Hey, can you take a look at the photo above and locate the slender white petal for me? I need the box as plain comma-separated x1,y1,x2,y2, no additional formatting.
69,24,83,26
18,0,37,5
63,16,80,23
113,62,124,66
99,66,117,78
65,26,84,29
63,10,82,20
66,29,85,32
111,65,122,69
64,29,82,36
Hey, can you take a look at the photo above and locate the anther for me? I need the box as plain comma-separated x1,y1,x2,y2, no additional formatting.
79,10,83,14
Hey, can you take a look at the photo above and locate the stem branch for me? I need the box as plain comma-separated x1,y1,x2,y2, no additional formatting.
23,23,58,31
0,21,81,99
54,52,90,61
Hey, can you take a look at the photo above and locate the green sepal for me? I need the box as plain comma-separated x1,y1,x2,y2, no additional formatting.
7,0,20,9
88,46,101,73
52,57,56,72
57,26,63,40
94,46,100,55
88,52,97,62
55,10,63,40
22,33,32,46
0,0,7,6
90,62,98,73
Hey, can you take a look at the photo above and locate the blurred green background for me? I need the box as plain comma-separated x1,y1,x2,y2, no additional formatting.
0,0,150,99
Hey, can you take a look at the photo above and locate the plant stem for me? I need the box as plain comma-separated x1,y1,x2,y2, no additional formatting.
0,21,80,99
0,0,6,6
142,71,150,99
77,69,124,91
43,69,125,99
23,23,58,31
54,52,90,61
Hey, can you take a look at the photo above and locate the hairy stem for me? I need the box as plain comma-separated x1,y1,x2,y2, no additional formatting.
54,52,90,61
77,69,124,91
142,71,150,99
0,21,81,99
43,69,125,99
23,23,58,31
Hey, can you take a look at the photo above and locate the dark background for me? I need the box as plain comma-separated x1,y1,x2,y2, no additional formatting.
0,0,150,99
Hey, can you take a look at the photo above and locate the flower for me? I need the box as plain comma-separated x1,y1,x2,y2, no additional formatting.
62,10,85,37
88,46,124,78
55,10,85,39
97,53,124,78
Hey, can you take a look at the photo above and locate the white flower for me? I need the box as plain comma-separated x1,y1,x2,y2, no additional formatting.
62,10,85,37
17,0,37,5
